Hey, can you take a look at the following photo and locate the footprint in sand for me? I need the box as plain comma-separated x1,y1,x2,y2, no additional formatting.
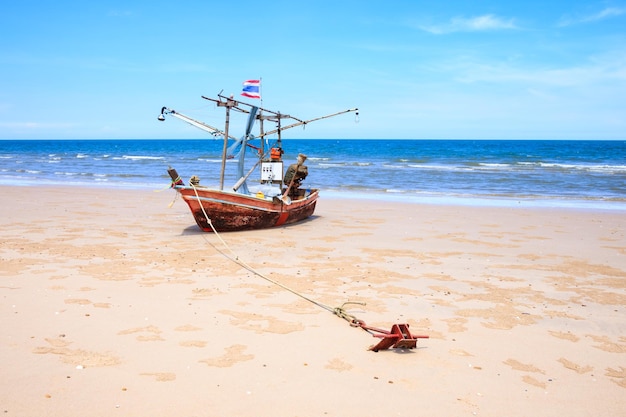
179,340,207,348
118,325,165,342
548,330,580,342
558,358,593,374
586,334,626,353
325,357,353,372
503,358,548,389
220,309,304,334
140,372,176,382
174,324,203,332
33,337,121,367
64,298,92,305
605,367,626,389
503,358,545,374
200,344,254,367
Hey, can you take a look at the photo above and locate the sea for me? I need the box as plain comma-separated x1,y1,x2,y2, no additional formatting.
1,139,625,210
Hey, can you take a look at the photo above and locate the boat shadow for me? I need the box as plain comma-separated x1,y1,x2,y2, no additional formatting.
179,214,320,236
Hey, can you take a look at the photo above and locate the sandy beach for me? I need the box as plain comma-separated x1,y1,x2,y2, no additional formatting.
1,185,625,416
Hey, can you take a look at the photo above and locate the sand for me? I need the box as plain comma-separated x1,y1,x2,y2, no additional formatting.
1,185,625,416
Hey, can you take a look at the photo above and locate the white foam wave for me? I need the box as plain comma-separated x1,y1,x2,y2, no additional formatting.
119,155,165,161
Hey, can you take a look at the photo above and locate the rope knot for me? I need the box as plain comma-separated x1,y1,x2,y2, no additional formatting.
334,302,367,327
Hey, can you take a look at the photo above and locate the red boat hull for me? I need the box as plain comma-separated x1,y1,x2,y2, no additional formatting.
176,186,319,232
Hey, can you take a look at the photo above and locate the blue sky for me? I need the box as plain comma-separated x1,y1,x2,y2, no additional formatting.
1,1,625,140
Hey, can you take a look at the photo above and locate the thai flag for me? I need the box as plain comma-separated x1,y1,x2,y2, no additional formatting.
241,79,261,99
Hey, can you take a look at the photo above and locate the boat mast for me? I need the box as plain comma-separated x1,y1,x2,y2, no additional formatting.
216,96,237,190
196,93,358,190
259,110,265,156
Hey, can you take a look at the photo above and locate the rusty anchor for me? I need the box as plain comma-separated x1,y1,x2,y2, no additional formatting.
334,303,429,352
360,323,429,352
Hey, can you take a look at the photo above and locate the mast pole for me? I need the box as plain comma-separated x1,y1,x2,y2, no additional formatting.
259,77,264,156
259,111,265,156
217,96,236,190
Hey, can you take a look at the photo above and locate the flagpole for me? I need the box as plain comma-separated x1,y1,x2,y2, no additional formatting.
259,76,265,155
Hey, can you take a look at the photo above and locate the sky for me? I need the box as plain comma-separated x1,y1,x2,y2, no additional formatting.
1,0,625,140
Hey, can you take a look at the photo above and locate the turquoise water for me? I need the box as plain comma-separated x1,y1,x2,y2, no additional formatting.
1,139,625,209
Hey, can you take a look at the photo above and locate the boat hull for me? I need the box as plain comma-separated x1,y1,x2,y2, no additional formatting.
175,186,319,232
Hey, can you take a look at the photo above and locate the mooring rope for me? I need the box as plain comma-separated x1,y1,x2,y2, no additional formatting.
155,177,184,198
189,183,338,315
173,184,433,352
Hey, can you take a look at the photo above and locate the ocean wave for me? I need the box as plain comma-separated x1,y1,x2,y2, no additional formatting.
517,161,626,174
2,139,624,205
573,164,626,174
381,164,407,170
379,161,626,175
315,161,381,168
404,164,472,172
54,171,79,176
119,155,165,161
477,163,512,169
320,189,626,210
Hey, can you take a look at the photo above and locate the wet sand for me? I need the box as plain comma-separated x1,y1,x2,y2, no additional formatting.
1,186,625,416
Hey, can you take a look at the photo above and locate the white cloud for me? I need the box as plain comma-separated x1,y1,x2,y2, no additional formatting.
418,14,517,35
558,7,626,27
416,49,626,99
456,57,626,87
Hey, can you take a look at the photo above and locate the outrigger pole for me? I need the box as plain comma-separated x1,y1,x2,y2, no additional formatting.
167,94,359,144
161,95,359,191
258,107,359,139
199,94,358,192
202,94,359,140
158,106,236,140
162,93,357,193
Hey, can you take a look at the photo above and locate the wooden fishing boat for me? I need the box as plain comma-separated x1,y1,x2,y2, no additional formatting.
159,92,357,232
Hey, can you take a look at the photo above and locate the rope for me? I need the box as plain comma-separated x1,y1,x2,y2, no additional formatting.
170,183,420,349
188,183,346,317
154,177,183,194
333,302,367,326
190,183,232,252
